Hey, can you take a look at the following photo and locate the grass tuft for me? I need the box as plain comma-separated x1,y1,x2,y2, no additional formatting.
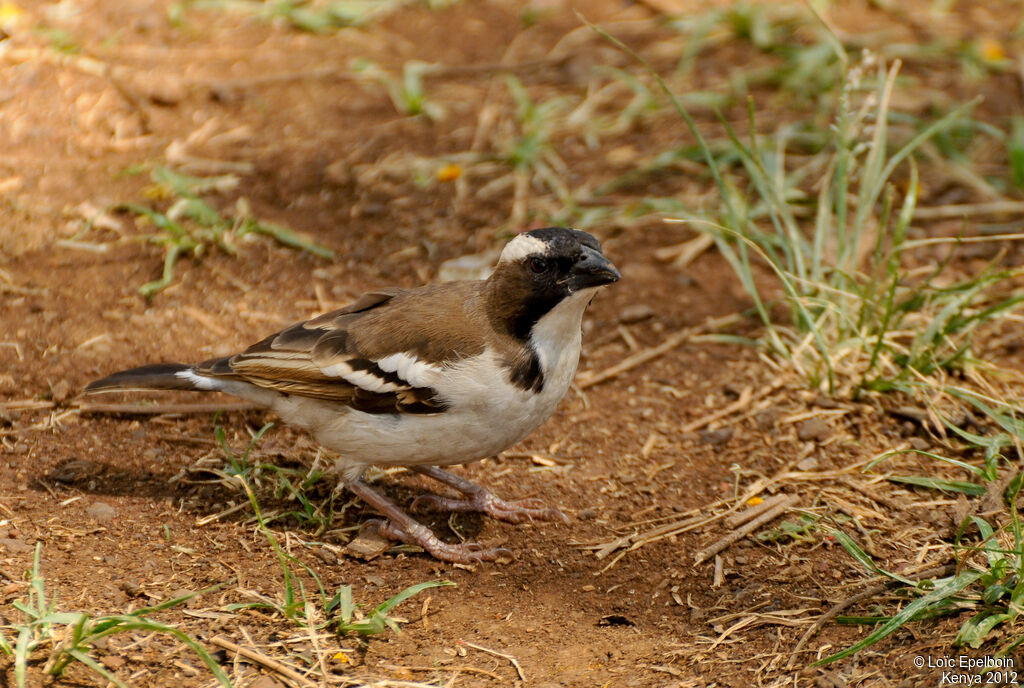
0,544,231,688
593,9,1024,664
169,0,428,32
103,165,333,297
351,59,444,120
214,424,453,643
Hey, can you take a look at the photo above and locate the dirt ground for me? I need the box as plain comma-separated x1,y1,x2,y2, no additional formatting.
2,0,1024,686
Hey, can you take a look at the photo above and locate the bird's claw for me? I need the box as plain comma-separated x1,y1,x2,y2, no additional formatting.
365,519,514,564
411,492,567,524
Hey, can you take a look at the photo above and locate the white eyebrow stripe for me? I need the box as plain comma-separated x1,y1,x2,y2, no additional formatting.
498,234,548,263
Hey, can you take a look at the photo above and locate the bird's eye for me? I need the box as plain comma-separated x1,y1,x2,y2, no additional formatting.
528,258,548,274
528,257,549,274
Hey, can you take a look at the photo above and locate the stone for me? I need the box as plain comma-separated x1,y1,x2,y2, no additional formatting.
796,418,829,442
796,456,819,471
699,427,734,446
249,677,286,688
0,538,32,554
100,655,125,670
618,304,654,324
86,501,117,523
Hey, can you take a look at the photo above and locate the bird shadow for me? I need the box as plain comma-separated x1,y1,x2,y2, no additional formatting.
37,454,490,546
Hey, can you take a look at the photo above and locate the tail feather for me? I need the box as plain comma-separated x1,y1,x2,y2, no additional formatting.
85,363,205,393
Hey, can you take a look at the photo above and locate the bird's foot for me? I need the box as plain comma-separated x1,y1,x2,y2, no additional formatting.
411,490,567,524
365,519,513,564
410,465,567,524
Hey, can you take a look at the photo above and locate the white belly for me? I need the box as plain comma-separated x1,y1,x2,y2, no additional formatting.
290,344,577,480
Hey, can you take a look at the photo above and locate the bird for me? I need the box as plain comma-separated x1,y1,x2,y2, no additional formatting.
86,227,620,563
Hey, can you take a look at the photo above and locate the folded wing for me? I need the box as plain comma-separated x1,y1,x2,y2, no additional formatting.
196,289,451,414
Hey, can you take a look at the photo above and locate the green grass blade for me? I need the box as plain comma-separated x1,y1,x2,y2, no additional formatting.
243,219,334,259
88,619,232,688
868,448,988,478
999,630,1024,657
1010,116,1024,187
882,98,982,216
64,648,129,688
14,625,30,688
956,611,1016,649
35,612,89,626
138,242,189,298
829,529,915,584
887,475,986,496
815,569,983,665
117,202,189,239
129,581,231,616
371,580,455,616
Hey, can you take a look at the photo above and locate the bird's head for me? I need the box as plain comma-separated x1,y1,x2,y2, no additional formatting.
487,227,620,340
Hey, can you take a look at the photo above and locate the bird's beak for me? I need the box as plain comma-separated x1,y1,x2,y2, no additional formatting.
569,246,621,291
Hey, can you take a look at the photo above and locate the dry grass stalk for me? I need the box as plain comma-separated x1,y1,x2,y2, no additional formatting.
0,400,55,411
693,494,800,565
838,477,905,511
653,233,715,268
458,641,526,683
381,664,503,680
680,374,789,433
210,635,318,688
577,313,741,389
724,493,791,529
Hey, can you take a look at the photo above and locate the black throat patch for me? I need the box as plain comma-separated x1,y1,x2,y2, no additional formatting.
506,347,544,393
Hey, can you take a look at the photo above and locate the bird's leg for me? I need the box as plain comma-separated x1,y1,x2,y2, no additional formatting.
345,478,512,564
409,465,567,524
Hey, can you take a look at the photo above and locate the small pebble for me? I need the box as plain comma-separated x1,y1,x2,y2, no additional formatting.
618,304,654,324
86,502,117,523
755,408,779,430
796,456,819,471
577,508,598,520
437,251,499,283
168,588,193,602
699,427,734,446
50,380,71,402
249,677,286,688
811,395,841,409
796,418,829,442
125,70,187,106
100,655,125,671
314,548,338,566
0,538,32,554
121,580,142,597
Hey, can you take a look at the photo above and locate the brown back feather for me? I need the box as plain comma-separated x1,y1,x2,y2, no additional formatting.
195,282,505,413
